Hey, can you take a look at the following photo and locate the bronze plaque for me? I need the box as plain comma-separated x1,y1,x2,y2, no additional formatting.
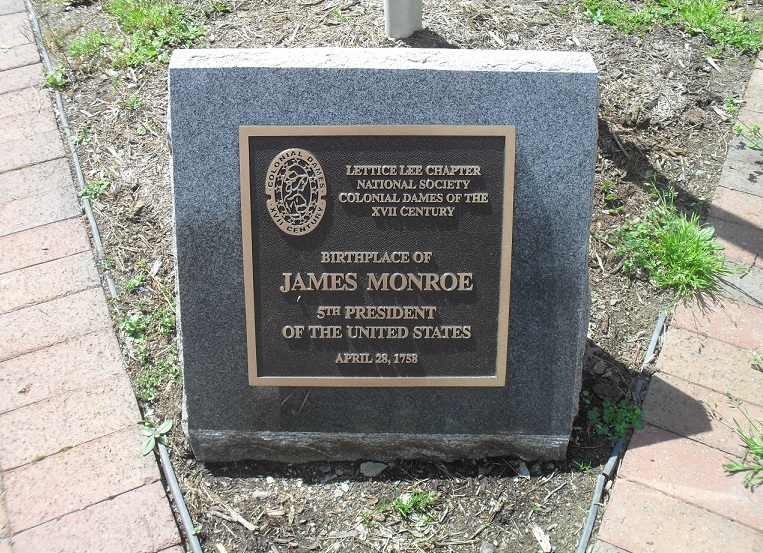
240,126,515,386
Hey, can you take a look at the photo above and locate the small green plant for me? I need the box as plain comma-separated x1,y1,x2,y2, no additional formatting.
734,121,763,152
205,0,230,15
573,460,594,473
125,272,147,292
104,0,206,66
723,407,763,488
580,0,763,52
588,397,644,441
79,179,109,200
139,418,172,455
119,313,151,341
615,186,733,300
751,349,763,371
68,29,118,58
381,490,438,519
724,95,739,117
125,93,142,110
73,125,92,146
135,356,181,400
155,306,176,335
136,122,152,135
43,67,68,90
191,524,202,535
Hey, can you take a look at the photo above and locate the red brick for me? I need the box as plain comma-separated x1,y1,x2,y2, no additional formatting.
0,104,58,144
655,329,763,406
0,475,8,538
0,329,123,413
742,69,763,115
0,129,65,173
0,44,39,72
0,12,31,49
707,215,763,266
0,62,42,95
157,547,186,553
598,479,763,552
0,218,88,274
0,540,10,553
620,424,762,532
717,159,763,199
0,0,25,16
709,186,763,228
591,542,629,553
0,375,138,469
0,251,99,314
5,426,161,532
672,298,763,350
719,260,763,308
0,158,73,202
11,482,181,553
0,286,112,363
0,87,50,119
643,373,763,456
0,183,79,236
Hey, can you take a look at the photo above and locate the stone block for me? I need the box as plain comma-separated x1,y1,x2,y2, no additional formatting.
0,286,112,363
0,129,65,173
170,49,597,461
620,424,763,532
0,217,88,274
655,328,763,406
0,12,32,49
0,43,38,72
0,329,124,413
0,0,26,17
0,180,79,236
4,426,160,532
0,375,137,469
672,298,763,350
10,482,181,553
598,479,763,552
0,62,41,95
643,372,763,456
0,158,73,202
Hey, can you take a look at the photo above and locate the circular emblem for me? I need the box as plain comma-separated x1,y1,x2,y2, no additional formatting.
265,148,327,236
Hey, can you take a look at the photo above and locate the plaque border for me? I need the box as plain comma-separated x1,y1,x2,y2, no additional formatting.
240,125,515,387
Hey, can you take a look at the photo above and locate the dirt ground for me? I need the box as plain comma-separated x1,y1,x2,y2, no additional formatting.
33,0,760,551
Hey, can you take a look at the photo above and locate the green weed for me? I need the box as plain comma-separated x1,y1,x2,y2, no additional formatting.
615,187,733,300
136,356,180,400
104,0,205,66
119,313,151,341
79,179,109,200
125,272,147,293
723,406,763,488
580,0,763,52
125,93,142,110
67,29,118,58
73,125,92,146
380,490,438,519
43,67,68,90
751,349,763,370
572,460,594,473
588,397,644,441
139,418,172,455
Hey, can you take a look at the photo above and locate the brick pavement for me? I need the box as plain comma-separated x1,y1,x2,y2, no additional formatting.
0,2,183,552
593,58,763,553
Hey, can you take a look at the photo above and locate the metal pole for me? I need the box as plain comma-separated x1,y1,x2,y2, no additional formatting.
384,0,422,39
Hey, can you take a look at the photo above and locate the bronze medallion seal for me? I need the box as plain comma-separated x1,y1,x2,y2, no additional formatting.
265,148,327,236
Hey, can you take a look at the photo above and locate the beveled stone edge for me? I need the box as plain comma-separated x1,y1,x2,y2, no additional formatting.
190,429,569,463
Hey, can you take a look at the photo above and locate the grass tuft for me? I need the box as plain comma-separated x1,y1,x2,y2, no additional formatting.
615,187,733,300
581,0,763,52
